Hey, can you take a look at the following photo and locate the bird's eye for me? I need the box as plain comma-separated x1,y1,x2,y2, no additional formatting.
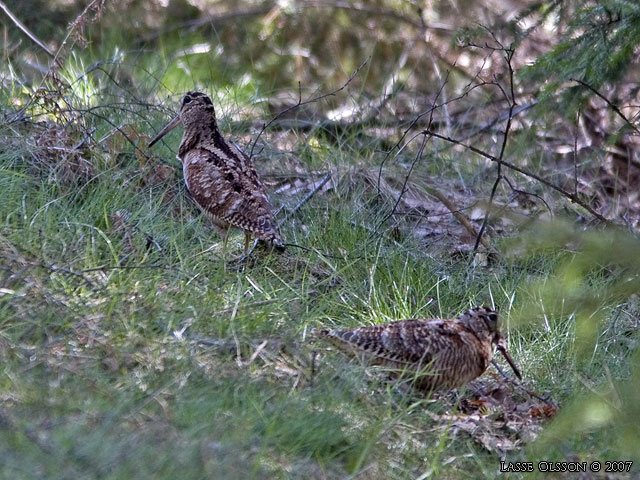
183,96,192,105
488,313,498,322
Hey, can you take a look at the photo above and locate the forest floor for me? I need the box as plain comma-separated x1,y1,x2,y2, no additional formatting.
1,85,638,479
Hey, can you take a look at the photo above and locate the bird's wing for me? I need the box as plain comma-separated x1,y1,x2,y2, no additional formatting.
316,319,444,366
183,147,280,241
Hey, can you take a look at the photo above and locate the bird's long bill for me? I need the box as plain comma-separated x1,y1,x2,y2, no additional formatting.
148,114,181,148
497,342,522,380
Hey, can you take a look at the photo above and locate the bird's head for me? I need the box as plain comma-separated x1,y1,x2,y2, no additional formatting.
460,306,501,340
462,306,522,380
148,91,217,148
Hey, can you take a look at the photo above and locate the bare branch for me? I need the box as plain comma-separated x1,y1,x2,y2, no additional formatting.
277,172,331,227
384,133,429,224
423,185,491,250
571,78,640,136
473,46,516,252
249,57,369,158
0,1,55,57
502,176,553,216
424,129,610,223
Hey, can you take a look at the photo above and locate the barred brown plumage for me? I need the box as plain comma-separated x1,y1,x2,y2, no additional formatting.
148,91,283,254
313,306,521,391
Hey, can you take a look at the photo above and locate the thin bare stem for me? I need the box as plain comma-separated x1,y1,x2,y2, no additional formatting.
277,173,331,227
249,58,369,158
571,78,640,136
424,130,609,224
0,1,55,57
473,46,515,253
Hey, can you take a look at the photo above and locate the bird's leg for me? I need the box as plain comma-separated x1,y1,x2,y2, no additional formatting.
243,232,251,256
227,232,252,266
213,224,231,263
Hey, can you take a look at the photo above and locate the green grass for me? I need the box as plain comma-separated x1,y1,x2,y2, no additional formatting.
1,78,639,480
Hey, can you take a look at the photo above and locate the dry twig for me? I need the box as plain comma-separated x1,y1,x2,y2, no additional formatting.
0,1,54,57
249,57,370,158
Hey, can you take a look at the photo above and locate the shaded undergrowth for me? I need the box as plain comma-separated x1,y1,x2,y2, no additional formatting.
1,90,639,479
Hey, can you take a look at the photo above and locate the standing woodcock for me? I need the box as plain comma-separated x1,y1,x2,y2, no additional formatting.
313,306,521,391
148,91,282,254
